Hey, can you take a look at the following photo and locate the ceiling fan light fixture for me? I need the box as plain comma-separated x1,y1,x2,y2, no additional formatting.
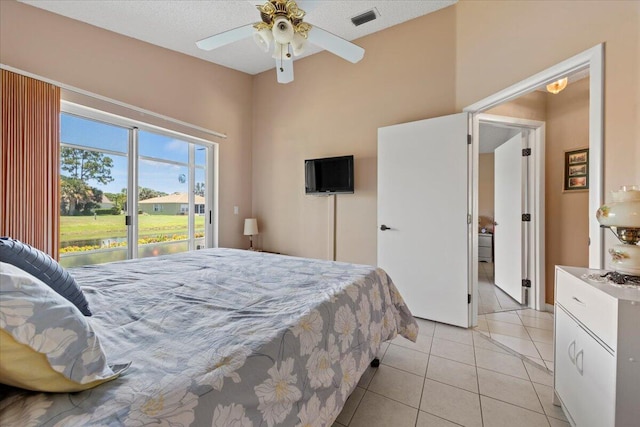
272,42,292,60
291,32,307,56
197,0,365,84
253,28,273,53
272,16,294,44
546,77,568,94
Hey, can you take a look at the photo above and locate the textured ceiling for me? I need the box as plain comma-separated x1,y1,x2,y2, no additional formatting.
20,0,458,75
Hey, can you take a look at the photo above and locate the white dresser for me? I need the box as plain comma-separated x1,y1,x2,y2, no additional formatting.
554,266,640,427
478,233,493,263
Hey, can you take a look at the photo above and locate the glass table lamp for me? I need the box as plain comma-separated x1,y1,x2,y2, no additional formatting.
596,185,640,276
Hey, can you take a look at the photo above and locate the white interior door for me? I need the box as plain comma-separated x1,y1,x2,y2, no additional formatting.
378,113,470,327
494,133,525,303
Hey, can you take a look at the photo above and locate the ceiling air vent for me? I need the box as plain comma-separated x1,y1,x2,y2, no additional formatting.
351,9,378,27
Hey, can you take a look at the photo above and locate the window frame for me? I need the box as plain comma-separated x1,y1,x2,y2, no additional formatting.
60,101,218,262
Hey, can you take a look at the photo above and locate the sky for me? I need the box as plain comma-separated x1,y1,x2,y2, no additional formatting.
61,113,206,195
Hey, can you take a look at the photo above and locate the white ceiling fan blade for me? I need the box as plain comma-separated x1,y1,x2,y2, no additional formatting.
196,24,255,51
307,26,365,63
276,58,294,84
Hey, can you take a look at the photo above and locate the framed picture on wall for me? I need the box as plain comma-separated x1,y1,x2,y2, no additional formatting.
564,147,589,191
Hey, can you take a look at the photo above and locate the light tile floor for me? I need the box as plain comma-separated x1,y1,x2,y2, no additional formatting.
476,262,555,371
475,309,555,372
333,319,567,427
478,263,526,315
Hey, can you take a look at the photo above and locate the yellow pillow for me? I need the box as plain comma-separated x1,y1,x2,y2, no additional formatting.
0,330,118,392
0,262,127,393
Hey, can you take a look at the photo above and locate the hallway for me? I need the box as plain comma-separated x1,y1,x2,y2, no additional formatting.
478,263,525,315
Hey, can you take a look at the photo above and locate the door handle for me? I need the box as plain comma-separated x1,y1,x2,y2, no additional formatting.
571,296,586,307
568,340,576,364
575,349,584,375
380,225,391,231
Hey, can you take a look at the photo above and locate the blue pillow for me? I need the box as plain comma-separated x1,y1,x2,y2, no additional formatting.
0,237,91,316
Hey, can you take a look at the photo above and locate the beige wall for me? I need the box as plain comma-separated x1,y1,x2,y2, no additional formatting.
0,0,254,249
478,154,495,228
545,78,590,299
456,0,639,199
252,1,638,303
252,7,457,263
487,91,547,123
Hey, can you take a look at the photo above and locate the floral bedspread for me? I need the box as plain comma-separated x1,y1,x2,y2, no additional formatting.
0,248,418,426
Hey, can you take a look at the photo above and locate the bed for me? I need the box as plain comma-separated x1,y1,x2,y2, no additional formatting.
0,248,418,426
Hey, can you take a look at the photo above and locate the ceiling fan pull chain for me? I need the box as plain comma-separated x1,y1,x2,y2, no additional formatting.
279,44,284,72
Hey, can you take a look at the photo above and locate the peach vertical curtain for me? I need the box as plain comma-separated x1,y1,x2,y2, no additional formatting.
1,70,60,259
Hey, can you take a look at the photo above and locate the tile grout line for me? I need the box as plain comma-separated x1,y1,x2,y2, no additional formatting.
472,330,486,427
517,311,550,365
521,342,554,427
414,334,433,427
345,342,391,426
474,331,550,374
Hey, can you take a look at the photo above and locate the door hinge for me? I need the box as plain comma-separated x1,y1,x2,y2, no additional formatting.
468,294,472,304
522,279,532,288
522,148,532,156
467,214,472,224
467,134,472,145
522,214,531,222
125,215,132,226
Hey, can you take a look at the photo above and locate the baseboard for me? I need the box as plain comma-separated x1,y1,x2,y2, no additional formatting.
545,303,554,313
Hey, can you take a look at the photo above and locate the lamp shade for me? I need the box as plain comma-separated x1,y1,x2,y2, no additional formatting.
253,28,273,53
244,218,259,236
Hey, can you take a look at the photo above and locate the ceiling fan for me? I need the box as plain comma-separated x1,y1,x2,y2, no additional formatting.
196,0,365,84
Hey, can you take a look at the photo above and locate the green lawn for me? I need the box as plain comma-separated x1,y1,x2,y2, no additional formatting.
60,214,205,244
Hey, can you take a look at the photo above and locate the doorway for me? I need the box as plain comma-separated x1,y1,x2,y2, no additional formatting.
377,45,602,331
466,51,596,369
477,116,545,315
466,44,603,327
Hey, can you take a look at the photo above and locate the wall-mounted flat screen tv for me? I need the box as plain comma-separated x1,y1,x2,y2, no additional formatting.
305,155,354,194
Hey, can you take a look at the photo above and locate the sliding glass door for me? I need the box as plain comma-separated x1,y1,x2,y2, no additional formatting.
137,130,207,258
59,114,130,267
59,107,214,267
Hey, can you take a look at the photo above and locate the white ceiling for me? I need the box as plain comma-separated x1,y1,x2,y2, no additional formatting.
479,125,521,154
20,0,457,75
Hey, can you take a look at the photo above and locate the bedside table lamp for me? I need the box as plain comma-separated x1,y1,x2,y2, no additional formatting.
244,218,259,250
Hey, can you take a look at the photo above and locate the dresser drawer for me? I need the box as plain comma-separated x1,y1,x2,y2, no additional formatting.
478,246,492,259
478,234,492,248
555,267,618,351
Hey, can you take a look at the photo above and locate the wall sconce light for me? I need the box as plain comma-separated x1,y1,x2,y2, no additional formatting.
546,77,568,94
